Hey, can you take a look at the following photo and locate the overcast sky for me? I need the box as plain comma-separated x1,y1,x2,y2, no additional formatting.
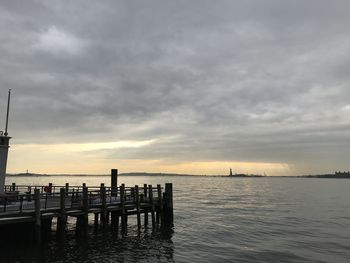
1,0,350,175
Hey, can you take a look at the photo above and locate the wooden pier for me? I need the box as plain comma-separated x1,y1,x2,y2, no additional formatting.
0,179,173,243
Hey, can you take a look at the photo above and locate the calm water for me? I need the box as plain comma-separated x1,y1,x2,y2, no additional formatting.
3,176,350,262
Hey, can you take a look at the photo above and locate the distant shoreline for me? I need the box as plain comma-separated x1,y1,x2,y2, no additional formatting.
6,172,212,177
298,174,350,179
6,172,350,178
7,172,264,177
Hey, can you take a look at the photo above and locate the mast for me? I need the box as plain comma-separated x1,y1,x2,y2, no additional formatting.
4,89,11,136
0,89,12,194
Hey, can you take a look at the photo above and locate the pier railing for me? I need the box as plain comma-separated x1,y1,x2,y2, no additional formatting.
4,183,153,194
1,184,161,214
0,182,173,243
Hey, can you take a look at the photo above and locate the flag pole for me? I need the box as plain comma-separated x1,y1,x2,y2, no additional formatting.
4,89,11,136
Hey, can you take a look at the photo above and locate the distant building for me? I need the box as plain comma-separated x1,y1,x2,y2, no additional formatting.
335,171,350,176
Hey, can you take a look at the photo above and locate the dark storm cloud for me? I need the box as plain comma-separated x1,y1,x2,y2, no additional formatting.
1,0,350,174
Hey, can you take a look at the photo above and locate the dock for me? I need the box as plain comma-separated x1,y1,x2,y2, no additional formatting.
0,175,173,243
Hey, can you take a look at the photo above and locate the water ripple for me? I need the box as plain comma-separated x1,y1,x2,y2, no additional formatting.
3,176,350,262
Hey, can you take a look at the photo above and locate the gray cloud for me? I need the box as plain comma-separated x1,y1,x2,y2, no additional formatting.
1,0,350,174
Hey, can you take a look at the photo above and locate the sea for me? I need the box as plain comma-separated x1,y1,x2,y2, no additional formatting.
2,175,350,263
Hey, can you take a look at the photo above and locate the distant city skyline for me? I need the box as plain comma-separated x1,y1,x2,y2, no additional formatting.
1,1,350,176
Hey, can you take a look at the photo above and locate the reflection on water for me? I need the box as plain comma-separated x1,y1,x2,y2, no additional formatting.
2,225,174,262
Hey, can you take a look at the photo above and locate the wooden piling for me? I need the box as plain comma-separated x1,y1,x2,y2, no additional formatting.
100,184,107,228
135,185,141,231
82,186,88,230
156,184,163,225
144,184,148,226
76,186,88,237
111,169,118,196
34,188,41,243
71,188,76,205
65,183,69,196
163,183,173,227
120,184,126,234
57,188,66,238
148,185,156,229
131,187,135,201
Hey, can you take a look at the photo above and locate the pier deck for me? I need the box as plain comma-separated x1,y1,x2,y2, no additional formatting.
0,182,173,242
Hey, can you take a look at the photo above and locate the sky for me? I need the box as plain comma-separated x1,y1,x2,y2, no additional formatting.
1,0,350,176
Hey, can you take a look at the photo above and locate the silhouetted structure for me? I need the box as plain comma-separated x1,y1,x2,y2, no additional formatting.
302,171,350,178
0,171,174,243
228,172,263,177
334,171,350,177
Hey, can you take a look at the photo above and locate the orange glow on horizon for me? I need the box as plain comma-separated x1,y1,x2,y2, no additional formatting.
7,142,291,176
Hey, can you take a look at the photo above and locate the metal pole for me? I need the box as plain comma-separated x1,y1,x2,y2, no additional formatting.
4,89,11,136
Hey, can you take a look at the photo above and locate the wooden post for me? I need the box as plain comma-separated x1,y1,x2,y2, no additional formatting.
122,183,125,203
135,185,141,231
11,182,16,191
111,169,118,196
143,184,148,226
82,186,88,229
163,183,173,227
57,188,66,238
76,186,88,237
71,188,75,206
156,184,162,225
65,183,69,196
149,185,156,229
143,184,148,198
34,188,41,243
120,184,126,234
100,184,107,228
131,187,135,201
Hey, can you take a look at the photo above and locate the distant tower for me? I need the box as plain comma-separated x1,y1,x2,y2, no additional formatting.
0,89,11,194
230,168,233,176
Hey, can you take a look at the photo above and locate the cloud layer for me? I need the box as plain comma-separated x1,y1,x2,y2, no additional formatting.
1,0,350,175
